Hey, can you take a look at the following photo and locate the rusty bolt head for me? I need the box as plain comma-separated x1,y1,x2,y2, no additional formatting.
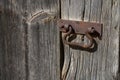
60,24,70,32
64,24,69,30
88,27,95,33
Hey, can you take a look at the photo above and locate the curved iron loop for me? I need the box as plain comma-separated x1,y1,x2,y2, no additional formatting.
62,26,94,49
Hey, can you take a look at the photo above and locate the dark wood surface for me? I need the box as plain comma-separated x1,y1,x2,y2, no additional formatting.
0,1,26,80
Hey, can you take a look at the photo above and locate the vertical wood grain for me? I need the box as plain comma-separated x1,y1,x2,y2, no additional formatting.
0,0,27,80
26,0,60,80
61,0,120,80
0,0,60,80
0,0,119,80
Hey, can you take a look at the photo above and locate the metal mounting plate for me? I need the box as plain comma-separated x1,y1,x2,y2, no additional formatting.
57,19,103,38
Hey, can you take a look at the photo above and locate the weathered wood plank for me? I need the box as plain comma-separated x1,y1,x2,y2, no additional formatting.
26,0,60,80
0,0,27,80
0,0,61,80
61,0,119,80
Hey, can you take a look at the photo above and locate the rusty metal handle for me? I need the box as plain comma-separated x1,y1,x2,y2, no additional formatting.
62,26,94,49
58,19,102,50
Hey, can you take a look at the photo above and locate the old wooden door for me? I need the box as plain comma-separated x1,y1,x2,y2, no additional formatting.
0,0,119,80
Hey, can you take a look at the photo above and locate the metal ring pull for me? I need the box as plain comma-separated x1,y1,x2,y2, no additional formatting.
62,25,94,49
